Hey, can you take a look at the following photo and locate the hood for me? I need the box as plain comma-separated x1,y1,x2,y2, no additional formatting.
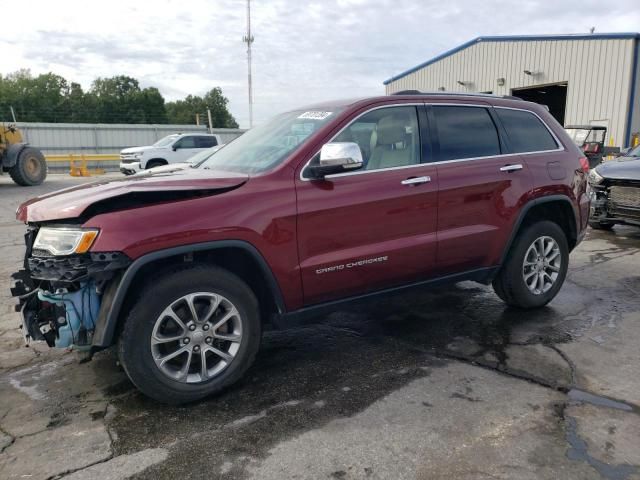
595,156,640,181
120,146,153,154
17,168,248,223
146,162,191,173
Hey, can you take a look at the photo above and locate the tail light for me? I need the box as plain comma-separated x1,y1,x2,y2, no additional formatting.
579,156,589,173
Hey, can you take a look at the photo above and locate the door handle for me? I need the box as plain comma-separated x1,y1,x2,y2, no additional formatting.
500,164,523,172
401,176,431,186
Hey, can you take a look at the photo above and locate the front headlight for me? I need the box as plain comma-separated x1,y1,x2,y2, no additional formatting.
588,169,604,185
133,153,143,159
33,228,99,256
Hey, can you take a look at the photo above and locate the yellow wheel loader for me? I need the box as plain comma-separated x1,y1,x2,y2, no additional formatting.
0,123,47,186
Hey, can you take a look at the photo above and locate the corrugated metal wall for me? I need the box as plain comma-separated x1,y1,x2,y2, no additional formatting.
385,39,636,147
15,123,246,154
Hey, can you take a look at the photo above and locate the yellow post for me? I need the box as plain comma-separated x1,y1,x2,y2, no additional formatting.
80,154,90,177
69,154,80,176
607,137,615,161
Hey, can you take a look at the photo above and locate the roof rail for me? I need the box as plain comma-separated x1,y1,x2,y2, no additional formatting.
390,90,520,100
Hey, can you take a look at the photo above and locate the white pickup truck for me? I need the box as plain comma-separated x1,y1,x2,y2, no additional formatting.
119,133,220,175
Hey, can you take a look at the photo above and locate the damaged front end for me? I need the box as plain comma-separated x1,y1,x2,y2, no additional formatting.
11,226,130,351
590,180,640,227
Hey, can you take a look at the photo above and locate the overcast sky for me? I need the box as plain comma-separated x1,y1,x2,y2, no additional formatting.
1,0,639,127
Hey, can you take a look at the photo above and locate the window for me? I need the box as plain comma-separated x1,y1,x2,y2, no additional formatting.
496,109,558,153
199,108,343,174
432,106,500,161
153,134,180,147
332,106,421,171
196,136,218,148
174,136,197,149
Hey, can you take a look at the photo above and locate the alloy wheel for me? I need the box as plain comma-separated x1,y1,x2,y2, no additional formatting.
522,236,562,295
150,292,243,383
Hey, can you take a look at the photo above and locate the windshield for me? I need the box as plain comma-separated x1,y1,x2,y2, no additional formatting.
198,108,343,173
564,128,605,146
153,134,180,147
186,146,222,166
626,145,640,157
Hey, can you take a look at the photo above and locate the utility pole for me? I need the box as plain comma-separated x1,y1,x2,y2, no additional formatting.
207,108,213,134
242,0,254,128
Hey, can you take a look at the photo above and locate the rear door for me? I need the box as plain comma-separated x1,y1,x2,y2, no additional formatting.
430,104,534,275
196,136,219,148
295,104,439,305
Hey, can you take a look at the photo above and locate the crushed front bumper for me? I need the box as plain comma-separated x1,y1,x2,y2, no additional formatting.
590,184,640,226
11,245,131,350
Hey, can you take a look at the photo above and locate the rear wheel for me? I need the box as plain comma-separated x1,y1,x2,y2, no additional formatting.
9,147,47,186
493,221,569,309
118,265,261,404
589,221,614,231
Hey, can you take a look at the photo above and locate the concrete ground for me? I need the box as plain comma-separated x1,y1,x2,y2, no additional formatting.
0,174,639,480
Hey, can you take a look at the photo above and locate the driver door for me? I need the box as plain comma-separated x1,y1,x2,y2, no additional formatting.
295,104,439,305
172,136,200,162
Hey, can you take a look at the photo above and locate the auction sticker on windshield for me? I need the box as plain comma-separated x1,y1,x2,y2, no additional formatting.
298,111,333,120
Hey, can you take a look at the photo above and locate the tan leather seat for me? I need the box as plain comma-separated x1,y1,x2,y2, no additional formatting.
367,116,414,170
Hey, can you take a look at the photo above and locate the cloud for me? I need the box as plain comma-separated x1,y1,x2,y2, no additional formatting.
1,0,639,127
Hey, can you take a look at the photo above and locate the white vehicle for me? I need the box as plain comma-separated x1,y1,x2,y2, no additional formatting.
142,145,225,174
119,133,220,175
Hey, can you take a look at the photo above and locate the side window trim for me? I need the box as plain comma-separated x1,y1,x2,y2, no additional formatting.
417,104,434,164
425,105,441,163
487,107,514,155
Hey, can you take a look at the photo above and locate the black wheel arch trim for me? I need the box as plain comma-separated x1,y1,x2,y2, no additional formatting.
499,194,579,267
143,158,168,168
91,240,286,348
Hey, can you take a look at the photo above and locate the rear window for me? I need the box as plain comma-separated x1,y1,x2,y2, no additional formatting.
496,108,558,153
197,136,218,148
432,106,501,161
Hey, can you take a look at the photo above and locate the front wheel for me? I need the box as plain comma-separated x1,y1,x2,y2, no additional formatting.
118,265,261,404
493,221,569,309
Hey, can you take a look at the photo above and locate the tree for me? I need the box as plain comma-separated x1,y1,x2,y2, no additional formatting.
166,88,238,128
0,70,71,122
0,70,234,127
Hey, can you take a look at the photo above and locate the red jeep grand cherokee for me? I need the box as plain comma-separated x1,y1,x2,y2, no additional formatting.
11,92,590,404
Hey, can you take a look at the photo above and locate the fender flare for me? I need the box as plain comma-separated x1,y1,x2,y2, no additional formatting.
91,240,286,348
499,194,578,266
141,157,168,169
3,142,28,169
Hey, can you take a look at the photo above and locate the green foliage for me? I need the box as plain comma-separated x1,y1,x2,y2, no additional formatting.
165,87,239,128
0,70,238,128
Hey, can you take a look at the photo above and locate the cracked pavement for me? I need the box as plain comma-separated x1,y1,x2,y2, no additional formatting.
0,175,639,479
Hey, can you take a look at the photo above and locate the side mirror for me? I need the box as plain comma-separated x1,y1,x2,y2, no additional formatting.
307,142,363,179
172,145,178,151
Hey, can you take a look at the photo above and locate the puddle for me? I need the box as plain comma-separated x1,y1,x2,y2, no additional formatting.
565,416,637,480
568,389,636,413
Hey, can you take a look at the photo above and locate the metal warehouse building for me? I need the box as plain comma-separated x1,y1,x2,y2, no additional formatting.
384,33,640,148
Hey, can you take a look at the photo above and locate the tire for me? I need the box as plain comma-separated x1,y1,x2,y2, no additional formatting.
118,265,261,404
589,221,614,231
9,147,47,186
145,160,166,169
492,220,569,309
